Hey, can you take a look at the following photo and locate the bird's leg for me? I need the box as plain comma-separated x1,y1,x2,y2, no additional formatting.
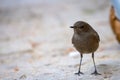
91,52,101,75
75,53,84,76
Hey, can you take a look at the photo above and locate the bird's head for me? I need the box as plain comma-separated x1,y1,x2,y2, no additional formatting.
70,21,90,34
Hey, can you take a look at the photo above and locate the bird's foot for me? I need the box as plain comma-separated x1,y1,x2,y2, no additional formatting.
75,71,84,76
91,70,101,76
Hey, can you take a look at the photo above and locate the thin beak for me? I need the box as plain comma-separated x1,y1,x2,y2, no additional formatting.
70,26,74,28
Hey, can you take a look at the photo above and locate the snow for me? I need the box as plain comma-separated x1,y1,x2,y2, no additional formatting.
1,0,120,80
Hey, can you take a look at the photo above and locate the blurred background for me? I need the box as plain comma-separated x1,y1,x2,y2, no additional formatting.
0,0,120,80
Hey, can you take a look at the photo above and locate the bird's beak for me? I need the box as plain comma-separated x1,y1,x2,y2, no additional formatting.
70,26,74,28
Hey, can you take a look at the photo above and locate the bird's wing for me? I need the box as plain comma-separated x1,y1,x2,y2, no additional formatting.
94,32,100,42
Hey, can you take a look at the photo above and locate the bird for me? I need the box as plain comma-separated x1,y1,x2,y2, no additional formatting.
110,0,120,43
70,21,101,76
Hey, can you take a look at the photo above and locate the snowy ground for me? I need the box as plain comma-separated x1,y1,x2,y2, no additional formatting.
0,0,120,80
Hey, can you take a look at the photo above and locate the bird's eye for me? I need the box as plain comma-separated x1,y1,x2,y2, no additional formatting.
80,26,84,28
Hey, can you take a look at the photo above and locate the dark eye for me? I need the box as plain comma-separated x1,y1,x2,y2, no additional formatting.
80,26,84,28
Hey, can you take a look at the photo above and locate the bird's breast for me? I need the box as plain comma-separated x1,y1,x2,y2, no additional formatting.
72,33,99,54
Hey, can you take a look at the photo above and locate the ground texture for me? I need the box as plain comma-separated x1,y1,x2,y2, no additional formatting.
0,0,120,80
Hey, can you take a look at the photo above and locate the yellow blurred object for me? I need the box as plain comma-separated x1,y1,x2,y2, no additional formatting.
110,6,120,43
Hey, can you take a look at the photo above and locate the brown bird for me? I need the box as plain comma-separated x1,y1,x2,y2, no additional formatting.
70,21,101,76
110,6,120,43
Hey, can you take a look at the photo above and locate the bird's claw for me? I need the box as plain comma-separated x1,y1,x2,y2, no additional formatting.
75,71,84,76
91,70,101,76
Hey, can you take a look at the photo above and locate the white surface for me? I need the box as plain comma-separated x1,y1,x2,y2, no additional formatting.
1,0,120,80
